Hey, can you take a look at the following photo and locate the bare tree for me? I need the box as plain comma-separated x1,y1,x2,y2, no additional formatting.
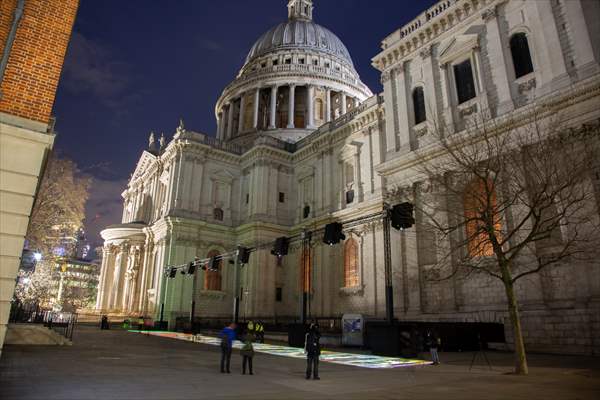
26,154,91,257
396,111,600,375
15,155,91,309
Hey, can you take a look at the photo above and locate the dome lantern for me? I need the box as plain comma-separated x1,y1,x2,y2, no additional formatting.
288,0,313,22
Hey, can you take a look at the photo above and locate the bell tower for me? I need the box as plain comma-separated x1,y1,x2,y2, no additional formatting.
288,0,313,21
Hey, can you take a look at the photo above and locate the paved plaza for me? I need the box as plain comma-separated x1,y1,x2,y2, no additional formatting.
0,326,599,400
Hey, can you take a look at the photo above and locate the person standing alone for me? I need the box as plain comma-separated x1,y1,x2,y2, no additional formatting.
304,323,321,380
220,322,236,373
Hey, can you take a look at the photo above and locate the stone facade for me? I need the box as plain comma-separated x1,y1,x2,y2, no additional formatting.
96,0,600,355
0,0,79,356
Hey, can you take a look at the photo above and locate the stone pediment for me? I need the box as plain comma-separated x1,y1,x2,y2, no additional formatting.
210,169,235,183
132,151,158,181
439,32,480,65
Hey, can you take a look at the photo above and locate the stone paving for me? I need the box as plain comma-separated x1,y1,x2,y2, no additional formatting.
0,325,599,400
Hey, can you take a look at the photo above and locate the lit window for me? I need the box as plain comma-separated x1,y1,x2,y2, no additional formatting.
464,179,501,257
510,33,534,79
453,59,476,104
344,238,359,287
412,87,427,124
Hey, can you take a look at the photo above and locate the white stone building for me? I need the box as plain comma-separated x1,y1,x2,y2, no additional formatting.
96,0,600,354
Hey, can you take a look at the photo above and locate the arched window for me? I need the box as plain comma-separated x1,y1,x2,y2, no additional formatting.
213,207,224,221
300,247,312,292
463,178,502,257
204,250,222,291
344,238,359,287
412,87,426,124
510,33,534,79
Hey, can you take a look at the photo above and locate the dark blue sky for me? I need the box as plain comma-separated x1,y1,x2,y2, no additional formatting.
52,0,437,251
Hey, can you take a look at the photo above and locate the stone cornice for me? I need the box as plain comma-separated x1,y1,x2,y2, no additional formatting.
376,75,600,177
373,0,496,73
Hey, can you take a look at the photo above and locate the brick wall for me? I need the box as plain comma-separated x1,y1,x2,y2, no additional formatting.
0,0,79,124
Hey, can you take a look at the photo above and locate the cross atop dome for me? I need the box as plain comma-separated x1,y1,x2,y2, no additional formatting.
288,0,313,21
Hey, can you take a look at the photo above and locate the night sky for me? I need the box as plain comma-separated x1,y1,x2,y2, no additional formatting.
52,0,437,254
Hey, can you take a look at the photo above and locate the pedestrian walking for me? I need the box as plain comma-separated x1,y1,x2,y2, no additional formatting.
219,322,237,373
240,332,255,375
304,322,321,380
426,330,441,365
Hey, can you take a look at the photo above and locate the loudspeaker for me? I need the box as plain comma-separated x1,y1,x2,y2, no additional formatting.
271,237,289,257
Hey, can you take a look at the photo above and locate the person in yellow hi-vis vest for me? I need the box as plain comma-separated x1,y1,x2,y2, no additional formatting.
256,322,264,343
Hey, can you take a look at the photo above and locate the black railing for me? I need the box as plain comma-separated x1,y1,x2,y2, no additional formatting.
9,303,77,341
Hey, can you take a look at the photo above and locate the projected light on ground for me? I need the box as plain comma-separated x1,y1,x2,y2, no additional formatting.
129,331,432,369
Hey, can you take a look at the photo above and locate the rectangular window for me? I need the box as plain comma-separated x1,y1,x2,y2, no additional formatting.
246,194,249,204
276,287,282,302
273,59,279,66
453,59,477,104
279,192,285,203
285,58,291,65
299,58,305,65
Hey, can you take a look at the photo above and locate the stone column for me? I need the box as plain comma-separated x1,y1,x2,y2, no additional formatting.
394,63,412,152
137,239,151,312
217,111,224,140
306,85,315,129
482,7,514,115
95,246,113,311
341,93,347,115
268,86,277,129
238,93,246,134
226,102,234,139
287,84,296,129
252,88,260,129
325,88,332,122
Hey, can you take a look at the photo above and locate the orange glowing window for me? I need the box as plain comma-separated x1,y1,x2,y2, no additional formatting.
344,238,359,287
300,247,312,292
464,179,502,257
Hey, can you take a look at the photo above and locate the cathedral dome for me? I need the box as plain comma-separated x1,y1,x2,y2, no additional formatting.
215,0,373,145
245,20,354,68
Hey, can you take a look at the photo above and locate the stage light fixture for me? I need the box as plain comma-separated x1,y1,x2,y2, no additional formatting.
270,237,289,257
237,247,251,264
391,202,415,230
323,222,345,245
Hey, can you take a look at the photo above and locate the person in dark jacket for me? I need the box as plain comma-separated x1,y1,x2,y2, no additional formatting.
425,330,440,365
304,323,321,380
240,332,255,375
219,322,237,373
